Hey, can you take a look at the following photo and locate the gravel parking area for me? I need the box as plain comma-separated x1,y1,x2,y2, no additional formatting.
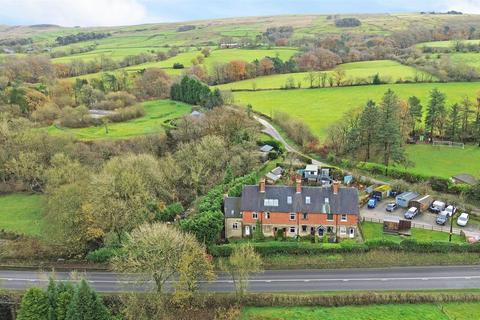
360,200,479,235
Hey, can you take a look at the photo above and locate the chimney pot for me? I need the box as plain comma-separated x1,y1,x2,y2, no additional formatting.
332,180,340,195
259,178,266,193
296,177,302,194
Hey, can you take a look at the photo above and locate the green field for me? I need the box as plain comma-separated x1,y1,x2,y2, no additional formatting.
241,303,480,320
233,82,480,140
0,193,44,237
216,60,433,90
406,144,480,178
124,48,298,73
47,100,191,140
361,221,464,243
417,39,480,49
52,47,170,63
448,52,480,69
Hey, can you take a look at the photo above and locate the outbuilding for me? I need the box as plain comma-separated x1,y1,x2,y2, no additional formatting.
396,191,419,208
409,194,432,212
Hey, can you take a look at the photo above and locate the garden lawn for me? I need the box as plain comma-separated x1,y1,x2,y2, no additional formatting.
405,144,480,179
233,82,480,141
47,100,191,140
361,221,464,243
240,303,479,320
216,60,432,90
0,193,45,237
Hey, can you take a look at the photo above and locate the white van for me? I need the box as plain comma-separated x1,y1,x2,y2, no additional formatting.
429,200,446,214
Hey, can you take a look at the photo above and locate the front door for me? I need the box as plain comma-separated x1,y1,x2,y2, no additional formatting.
245,226,251,236
318,226,325,237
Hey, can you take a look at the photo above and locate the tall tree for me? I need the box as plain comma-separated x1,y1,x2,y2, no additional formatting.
376,89,406,167
66,280,110,320
447,103,461,141
408,96,422,136
425,88,446,141
220,243,263,299
358,100,379,161
459,97,473,142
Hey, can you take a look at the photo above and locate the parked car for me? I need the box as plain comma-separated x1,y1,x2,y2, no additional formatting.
367,198,377,209
436,211,449,225
386,202,398,212
404,207,419,219
442,205,457,217
457,213,469,227
429,200,446,214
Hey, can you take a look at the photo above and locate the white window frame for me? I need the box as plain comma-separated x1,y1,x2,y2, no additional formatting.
232,222,238,230
327,213,334,221
305,196,311,204
265,212,270,219
264,199,279,207
252,212,258,219
290,213,296,221
303,212,308,220
341,214,347,222
340,226,347,234
289,226,296,233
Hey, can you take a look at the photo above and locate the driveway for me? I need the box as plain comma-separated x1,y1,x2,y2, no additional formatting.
360,200,480,235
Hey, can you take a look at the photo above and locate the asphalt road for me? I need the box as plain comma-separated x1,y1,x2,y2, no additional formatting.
1,266,480,293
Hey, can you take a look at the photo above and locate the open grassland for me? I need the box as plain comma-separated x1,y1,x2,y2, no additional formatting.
216,60,432,90
405,144,480,178
233,82,480,140
51,46,170,63
47,100,191,140
361,221,464,243
450,52,480,69
240,303,480,320
0,193,44,237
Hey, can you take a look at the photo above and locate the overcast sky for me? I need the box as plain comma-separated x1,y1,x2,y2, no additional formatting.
0,0,479,27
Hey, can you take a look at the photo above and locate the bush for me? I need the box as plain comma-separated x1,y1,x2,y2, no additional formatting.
86,247,120,263
173,63,185,69
156,202,184,222
335,17,361,27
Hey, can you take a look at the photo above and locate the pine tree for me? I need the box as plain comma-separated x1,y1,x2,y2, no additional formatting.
66,280,109,320
425,88,446,140
17,288,49,320
459,96,473,142
47,278,58,320
376,89,406,167
56,284,75,320
447,103,461,141
358,100,379,161
408,96,422,136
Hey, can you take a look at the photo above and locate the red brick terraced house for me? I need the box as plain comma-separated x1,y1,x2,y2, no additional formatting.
224,178,359,239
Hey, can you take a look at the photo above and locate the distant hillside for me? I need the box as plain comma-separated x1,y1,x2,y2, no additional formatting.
2,13,480,47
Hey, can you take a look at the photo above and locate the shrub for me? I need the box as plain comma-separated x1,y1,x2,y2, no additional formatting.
173,63,185,69
86,247,121,263
156,202,184,222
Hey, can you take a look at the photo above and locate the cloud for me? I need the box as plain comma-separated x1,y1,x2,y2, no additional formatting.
0,0,154,26
443,0,480,13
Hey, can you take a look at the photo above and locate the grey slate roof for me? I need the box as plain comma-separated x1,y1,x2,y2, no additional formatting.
239,185,359,215
260,144,274,152
224,196,242,218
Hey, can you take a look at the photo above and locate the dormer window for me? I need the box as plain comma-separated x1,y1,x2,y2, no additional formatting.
287,196,292,204
305,196,311,204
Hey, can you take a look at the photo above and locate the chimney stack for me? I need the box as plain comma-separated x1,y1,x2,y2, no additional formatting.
332,180,340,195
259,177,266,193
296,177,302,194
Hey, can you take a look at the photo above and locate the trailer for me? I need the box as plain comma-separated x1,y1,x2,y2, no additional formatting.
396,191,419,208
409,194,432,212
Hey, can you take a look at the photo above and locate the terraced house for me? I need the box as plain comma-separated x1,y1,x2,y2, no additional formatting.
224,178,359,239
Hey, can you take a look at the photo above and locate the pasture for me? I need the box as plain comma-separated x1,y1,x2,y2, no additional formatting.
124,48,298,73
405,144,480,179
216,60,432,90
240,303,480,320
232,82,480,140
0,193,44,237
417,39,480,49
47,100,191,140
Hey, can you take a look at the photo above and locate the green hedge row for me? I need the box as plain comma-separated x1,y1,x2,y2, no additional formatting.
210,239,480,257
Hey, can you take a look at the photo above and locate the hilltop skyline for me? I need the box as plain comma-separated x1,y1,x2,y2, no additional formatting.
0,0,478,27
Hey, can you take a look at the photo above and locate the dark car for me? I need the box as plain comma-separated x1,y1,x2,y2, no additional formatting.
404,207,419,219
436,212,449,225
386,203,398,212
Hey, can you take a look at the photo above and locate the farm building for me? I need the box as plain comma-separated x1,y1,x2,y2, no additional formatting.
396,192,419,208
